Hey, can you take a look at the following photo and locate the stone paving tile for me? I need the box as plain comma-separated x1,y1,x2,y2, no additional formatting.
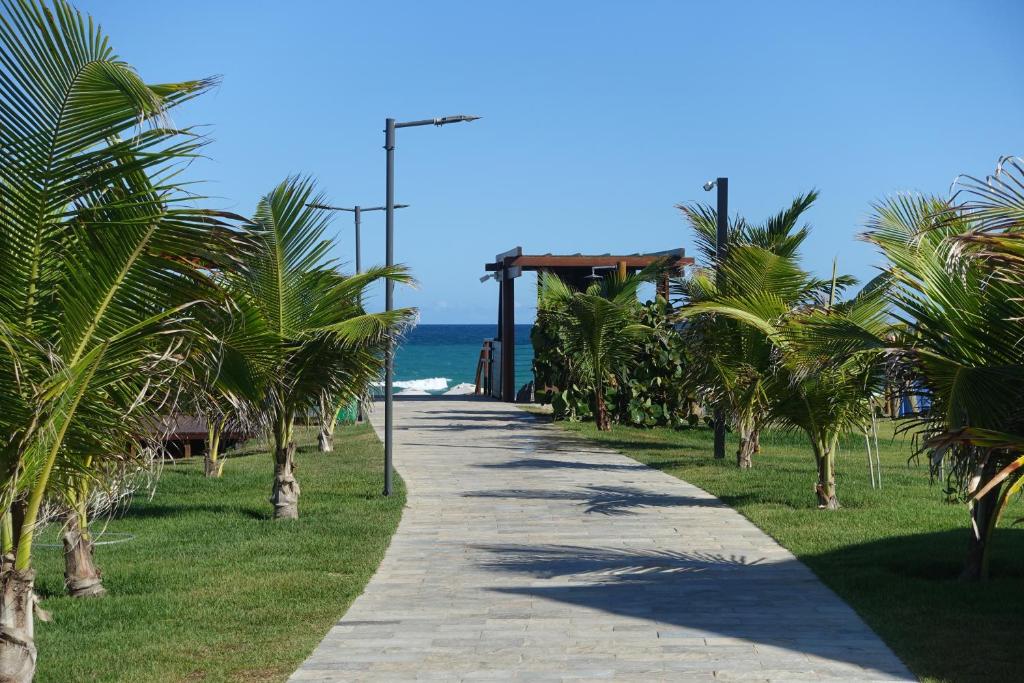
289,398,915,682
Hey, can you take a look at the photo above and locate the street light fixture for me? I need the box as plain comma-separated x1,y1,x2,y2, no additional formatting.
382,114,480,496
703,177,728,461
307,203,409,274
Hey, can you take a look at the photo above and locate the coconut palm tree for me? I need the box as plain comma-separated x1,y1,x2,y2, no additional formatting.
223,177,415,518
771,281,891,508
0,0,248,676
685,272,890,507
863,178,1024,579
537,271,652,430
675,192,852,467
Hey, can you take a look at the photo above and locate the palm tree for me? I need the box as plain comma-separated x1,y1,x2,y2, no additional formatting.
685,272,889,507
223,177,415,519
536,271,652,430
675,192,851,468
0,0,247,676
863,177,1024,578
772,281,891,508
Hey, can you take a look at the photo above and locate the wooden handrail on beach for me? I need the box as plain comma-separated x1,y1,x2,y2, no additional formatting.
474,339,493,395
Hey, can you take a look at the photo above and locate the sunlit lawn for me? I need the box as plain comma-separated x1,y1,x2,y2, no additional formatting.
33,423,403,683
548,415,1023,683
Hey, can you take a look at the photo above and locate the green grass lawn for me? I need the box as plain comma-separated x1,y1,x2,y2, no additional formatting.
32,423,404,683
546,415,1023,683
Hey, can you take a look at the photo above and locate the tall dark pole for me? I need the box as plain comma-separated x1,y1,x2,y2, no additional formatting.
383,118,396,496
353,206,362,274
714,177,728,460
381,114,479,497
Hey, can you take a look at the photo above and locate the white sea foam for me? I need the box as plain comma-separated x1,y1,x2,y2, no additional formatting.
374,377,451,393
444,383,477,395
396,388,431,395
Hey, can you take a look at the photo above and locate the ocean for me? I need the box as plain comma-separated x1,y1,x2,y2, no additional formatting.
392,324,534,394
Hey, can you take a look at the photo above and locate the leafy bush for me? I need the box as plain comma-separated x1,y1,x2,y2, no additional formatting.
533,294,693,427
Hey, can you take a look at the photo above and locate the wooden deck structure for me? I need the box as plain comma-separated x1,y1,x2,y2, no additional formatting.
155,415,247,459
482,247,694,402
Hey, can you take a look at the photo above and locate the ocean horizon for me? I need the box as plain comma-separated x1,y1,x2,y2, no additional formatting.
391,324,534,395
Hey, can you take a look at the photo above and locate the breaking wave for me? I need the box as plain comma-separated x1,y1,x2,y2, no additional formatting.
373,377,451,393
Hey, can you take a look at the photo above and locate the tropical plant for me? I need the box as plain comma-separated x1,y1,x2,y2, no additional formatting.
861,169,1024,579
534,294,693,427
317,392,360,453
536,271,652,430
770,281,891,508
674,192,851,468
684,267,889,507
615,299,693,428
0,0,247,677
222,177,415,519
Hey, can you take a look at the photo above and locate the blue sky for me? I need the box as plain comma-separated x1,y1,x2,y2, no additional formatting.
79,0,1023,324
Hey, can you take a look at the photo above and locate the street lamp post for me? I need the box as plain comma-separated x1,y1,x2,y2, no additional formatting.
703,177,729,460
383,114,480,496
306,203,409,274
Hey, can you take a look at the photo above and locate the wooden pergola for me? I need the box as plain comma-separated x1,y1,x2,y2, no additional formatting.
482,246,694,401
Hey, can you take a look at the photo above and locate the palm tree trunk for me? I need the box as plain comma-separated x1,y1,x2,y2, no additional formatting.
271,442,299,519
814,437,840,509
318,395,337,452
270,408,300,518
204,418,225,478
0,557,35,683
61,505,105,598
736,422,755,469
594,389,611,431
962,455,1002,581
317,428,332,453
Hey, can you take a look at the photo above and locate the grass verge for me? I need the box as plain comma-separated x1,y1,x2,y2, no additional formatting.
34,423,404,683
545,415,1022,683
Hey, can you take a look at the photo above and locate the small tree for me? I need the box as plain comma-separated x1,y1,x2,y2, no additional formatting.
537,272,651,431
863,172,1024,579
0,0,247,674
688,276,890,507
224,177,415,519
675,192,852,468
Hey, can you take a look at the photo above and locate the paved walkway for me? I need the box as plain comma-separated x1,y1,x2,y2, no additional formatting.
291,398,913,682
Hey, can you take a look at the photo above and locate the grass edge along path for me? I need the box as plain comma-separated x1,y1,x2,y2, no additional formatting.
537,412,1023,683
33,423,404,683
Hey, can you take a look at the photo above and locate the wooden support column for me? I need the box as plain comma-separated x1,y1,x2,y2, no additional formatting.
616,260,627,280
501,270,516,402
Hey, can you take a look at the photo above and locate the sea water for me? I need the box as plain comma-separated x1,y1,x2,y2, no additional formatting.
391,324,534,395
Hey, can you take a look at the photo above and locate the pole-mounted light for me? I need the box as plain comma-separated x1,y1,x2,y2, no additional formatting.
703,176,728,461
382,114,480,496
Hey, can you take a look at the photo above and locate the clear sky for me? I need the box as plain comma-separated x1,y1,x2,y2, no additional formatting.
76,0,1023,324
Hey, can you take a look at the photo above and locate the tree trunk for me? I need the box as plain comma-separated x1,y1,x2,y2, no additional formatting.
736,424,755,469
61,510,105,598
317,425,333,453
815,443,840,510
0,558,35,683
270,443,300,519
961,456,1002,581
204,420,224,478
594,391,611,431
318,394,338,452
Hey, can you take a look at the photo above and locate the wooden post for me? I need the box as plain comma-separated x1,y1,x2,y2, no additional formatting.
617,260,627,280
183,441,192,459
501,271,516,402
